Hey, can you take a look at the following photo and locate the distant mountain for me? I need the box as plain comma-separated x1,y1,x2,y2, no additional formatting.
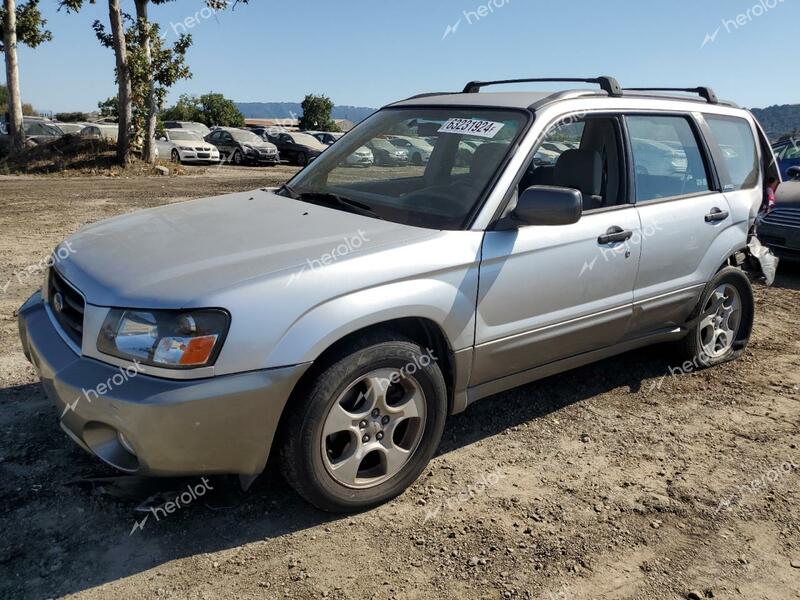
235,102,376,124
750,103,800,141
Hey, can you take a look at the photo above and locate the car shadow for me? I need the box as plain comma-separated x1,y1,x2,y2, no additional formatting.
2,343,674,599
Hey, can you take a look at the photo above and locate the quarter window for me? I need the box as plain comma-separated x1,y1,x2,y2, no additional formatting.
627,115,711,202
705,115,759,190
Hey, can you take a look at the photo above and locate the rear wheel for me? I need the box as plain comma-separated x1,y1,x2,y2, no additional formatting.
297,152,308,167
280,333,447,512
677,266,754,369
411,152,423,166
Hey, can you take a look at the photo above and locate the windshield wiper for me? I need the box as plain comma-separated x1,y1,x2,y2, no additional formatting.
297,191,383,220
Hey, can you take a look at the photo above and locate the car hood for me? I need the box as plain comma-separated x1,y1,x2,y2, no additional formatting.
243,142,277,151
56,189,437,307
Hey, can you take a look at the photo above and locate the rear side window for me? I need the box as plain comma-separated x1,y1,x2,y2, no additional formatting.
705,115,759,190
627,115,711,202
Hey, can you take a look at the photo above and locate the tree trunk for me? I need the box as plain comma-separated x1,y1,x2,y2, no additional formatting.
108,0,132,165
2,0,24,153
134,0,157,164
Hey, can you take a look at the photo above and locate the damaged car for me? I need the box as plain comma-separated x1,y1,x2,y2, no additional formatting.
17,76,779,512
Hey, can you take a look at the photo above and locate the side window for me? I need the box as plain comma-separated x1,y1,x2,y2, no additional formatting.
705,115,759,190
627,115,711,202
520,116,625,211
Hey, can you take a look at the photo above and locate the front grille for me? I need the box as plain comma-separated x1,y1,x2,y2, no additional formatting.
762,207,800,228
48,269,85,347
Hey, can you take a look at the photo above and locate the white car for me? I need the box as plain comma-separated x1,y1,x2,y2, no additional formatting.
156,129,220,164
388,136,434,165
78,124,119,142
345,146,374,167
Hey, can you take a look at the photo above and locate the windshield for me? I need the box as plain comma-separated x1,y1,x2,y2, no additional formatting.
283,108,528,229
292,133,327,149
230,129,263,143
168,130,202,141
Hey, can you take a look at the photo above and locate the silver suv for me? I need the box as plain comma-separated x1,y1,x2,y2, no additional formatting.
17,77,779,512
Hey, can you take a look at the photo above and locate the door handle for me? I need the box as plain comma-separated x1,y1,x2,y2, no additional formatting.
705,207,729,222
598,226,633,245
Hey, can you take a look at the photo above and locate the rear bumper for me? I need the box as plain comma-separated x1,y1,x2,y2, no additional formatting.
17,292,309,477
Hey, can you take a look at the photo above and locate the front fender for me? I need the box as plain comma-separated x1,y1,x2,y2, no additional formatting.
265,272,479,368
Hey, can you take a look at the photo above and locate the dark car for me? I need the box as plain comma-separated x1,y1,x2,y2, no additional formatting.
773,140,800,180
365,138,409,166
309,131,343,146
758,180,800,261
265,132,327,166
205,127,280,166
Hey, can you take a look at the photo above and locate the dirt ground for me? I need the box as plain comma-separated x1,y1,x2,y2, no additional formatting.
0,166,798,600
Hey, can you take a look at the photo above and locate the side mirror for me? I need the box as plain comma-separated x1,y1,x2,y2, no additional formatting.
512,186,583,226
787,166,800,180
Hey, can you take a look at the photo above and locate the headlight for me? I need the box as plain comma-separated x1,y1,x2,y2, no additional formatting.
179,146,193,151
243,146,256,154
97,309,230,369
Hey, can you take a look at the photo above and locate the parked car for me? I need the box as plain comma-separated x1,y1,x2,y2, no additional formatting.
156,129,220,164
365,138,409,166
773,140,800,180
344,146,374,167
757,179,800,260
0,118,64,151
78,124,119,142
387,135,433,165
204,127,279,166
310,131,344,146
631,138,688,175
265,131,327,166
18,77,776,513
163,121,211,136
54,122,90,135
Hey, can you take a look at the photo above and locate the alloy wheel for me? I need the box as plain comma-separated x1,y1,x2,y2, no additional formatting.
320,368,427,489
697,283,742,359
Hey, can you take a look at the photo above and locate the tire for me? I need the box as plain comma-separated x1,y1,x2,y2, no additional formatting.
677,266,754,369
411,153,422,166
170,149,180,163
297,152,308,167
280,332,447,512
232,149,243,166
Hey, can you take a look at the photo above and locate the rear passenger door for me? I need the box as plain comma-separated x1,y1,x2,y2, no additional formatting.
626,114,731,335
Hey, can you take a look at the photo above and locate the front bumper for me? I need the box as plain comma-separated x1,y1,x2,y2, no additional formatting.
17,292,309,477
758,220,800,260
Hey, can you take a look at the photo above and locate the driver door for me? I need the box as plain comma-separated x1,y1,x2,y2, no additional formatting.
471,115,640,386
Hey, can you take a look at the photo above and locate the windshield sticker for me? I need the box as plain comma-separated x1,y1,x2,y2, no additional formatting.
438,118,505,139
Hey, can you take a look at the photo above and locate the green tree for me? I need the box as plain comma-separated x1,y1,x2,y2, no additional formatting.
1,0,51,152
161,93,202,122
97,96,118,119
299,94,338,132
162,92,243,127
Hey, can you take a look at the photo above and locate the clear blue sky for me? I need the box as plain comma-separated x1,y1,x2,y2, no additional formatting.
11,0,799,113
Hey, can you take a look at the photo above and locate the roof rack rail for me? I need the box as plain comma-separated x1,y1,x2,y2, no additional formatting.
624,87,718,104
463,76,622,97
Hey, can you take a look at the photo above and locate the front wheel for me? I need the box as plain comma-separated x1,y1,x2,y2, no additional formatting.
678,266,754,369
280,333,447,512
170,149,180,163
297,152,308,167
232,149,243,165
